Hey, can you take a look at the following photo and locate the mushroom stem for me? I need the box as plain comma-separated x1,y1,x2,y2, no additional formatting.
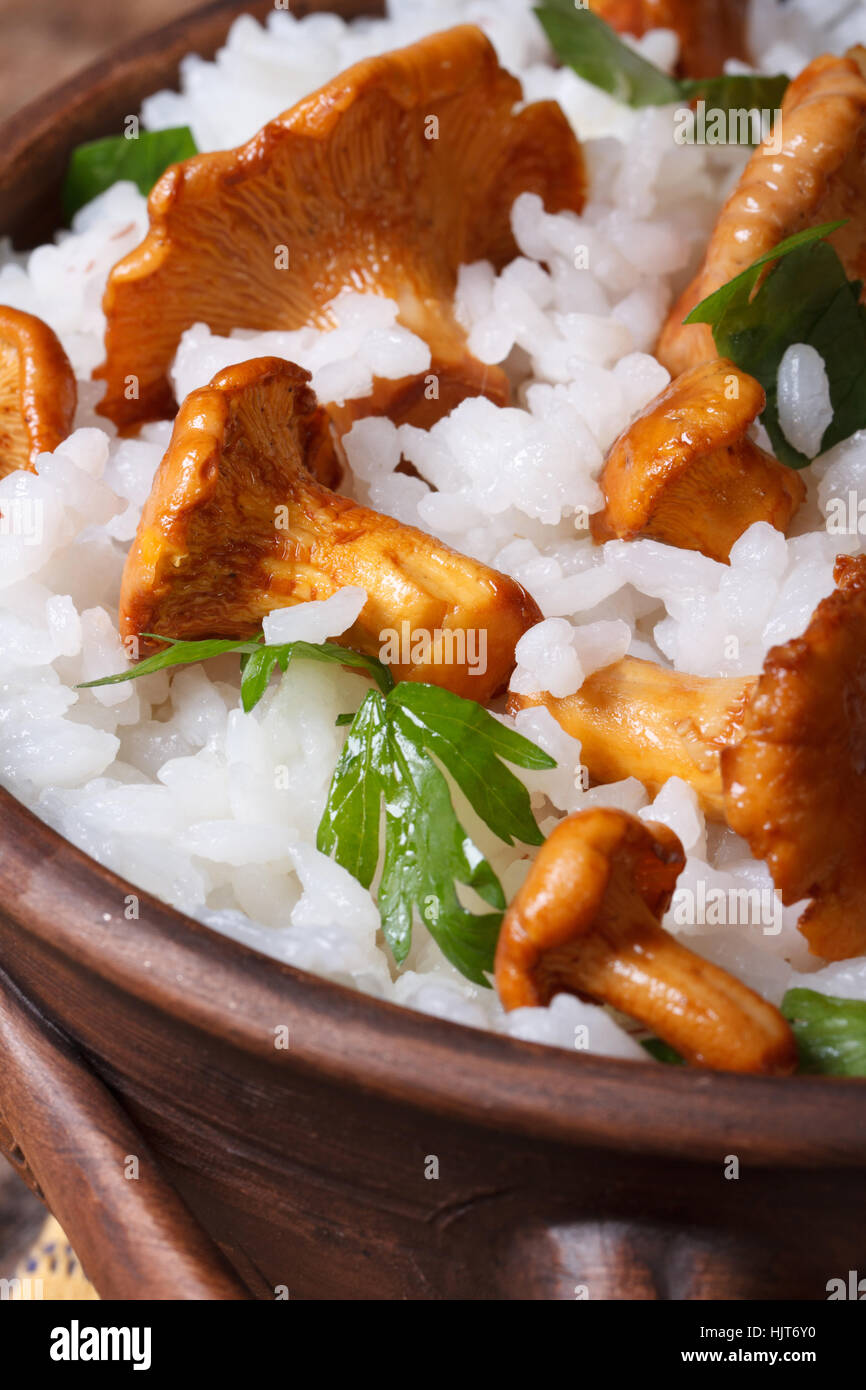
541,884,793,1073
496,810,797,1074
509,657,754,819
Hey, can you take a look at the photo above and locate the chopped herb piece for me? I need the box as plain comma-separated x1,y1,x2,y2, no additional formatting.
238,640,393,712
78,633,393,710
685,222,846,325
687,221,866,468
77,634,258,689
535,2,680,106
63,126,197,220
641,1037,685,1065
534,1,787,133
82,637,556,986
679,71,789,120
781,988,866,1077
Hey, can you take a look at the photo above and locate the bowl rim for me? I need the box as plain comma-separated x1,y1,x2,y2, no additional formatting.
1,0,865,1172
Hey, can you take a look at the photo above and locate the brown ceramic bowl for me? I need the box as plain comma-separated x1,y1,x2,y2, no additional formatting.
1,0,865,1302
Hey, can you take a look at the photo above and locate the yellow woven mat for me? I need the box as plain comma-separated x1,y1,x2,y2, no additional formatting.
9,1214,99,1300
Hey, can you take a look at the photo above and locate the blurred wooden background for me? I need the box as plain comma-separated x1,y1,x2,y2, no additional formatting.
0,0,205,122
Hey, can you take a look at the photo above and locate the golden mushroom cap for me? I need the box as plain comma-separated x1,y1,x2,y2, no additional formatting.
590,357,805,562
722,554,866,963
120,355,541,701
0,305,77,479
658,48,866,377
94,25,586,432
120,356,335,646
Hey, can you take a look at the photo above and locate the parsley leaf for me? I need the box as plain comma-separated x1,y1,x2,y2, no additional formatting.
641,1037,685,1065
238,640,393,711
380,709,506,981
63,127,197,220
679,71,790,120
392,682,552,847
317,683,555,984
686,221,866,468
77,634,259,688
82,633,557,986
685,222,846,325
78,633,393,710
535,2,679,106
320,691,390,890
781,988,866,1077
534,1,787,131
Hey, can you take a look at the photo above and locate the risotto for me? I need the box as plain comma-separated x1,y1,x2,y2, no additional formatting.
2,0,866,1072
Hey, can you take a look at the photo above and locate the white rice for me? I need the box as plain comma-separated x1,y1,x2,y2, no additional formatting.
777,344,834,459
2,0,866,1062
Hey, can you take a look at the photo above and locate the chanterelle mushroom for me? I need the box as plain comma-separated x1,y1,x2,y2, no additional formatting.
495,808,797,1073
510,557,866,960
588,0,750,79
94,26,585,433
723,554,866,963
120,356,541,702
658,48,866,376
590,358,804,562
512,656,750,819
0,306,77,478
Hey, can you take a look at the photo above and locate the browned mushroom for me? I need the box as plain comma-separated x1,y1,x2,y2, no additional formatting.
723,554,866,963
510,557,866,960
511,656,750,819
588,0,750,79
658,49,866,376
120,356,542,702
0,305,77,479
94,26,585,435
589,358,805,562
495,807,797,1073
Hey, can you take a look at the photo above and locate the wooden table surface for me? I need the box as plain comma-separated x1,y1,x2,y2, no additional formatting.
0,1159,43,1280
0,0,205,123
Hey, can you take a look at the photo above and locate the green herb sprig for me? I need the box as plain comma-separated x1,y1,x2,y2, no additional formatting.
63,126,197,220
82,634,556,984
317,682,555,985
686,220,866,468
534,1,788,132
78,632,393,712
